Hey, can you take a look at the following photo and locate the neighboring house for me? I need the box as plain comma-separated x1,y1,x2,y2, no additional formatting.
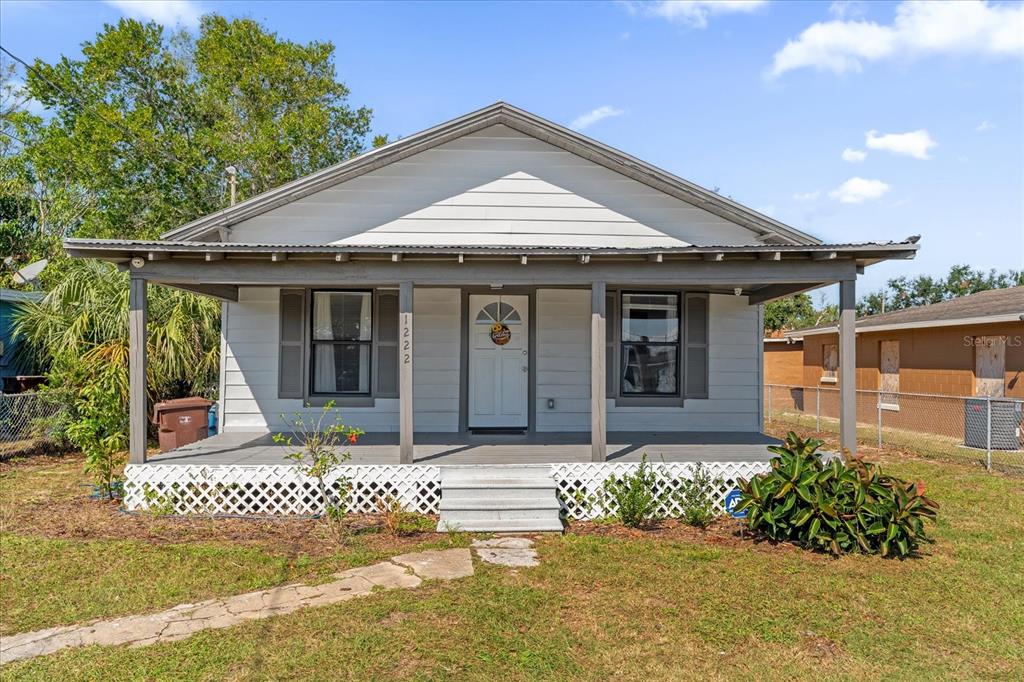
763,336,804,387
780,286,1024,399
0,289,43,390
63,102,918,525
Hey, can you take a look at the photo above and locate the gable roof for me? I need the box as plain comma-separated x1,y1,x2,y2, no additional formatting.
162,102,822,245
789,285,1024,337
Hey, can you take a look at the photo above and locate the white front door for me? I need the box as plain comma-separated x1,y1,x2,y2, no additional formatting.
468,294,529,428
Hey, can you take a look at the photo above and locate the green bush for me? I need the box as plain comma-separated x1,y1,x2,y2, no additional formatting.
735,432,939,557
602,455,667,528
676,463,721,528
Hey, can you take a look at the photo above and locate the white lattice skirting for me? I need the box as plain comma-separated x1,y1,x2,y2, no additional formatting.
123,461,771,519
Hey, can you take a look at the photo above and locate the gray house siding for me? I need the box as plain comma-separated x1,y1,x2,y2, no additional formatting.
219,287,760,434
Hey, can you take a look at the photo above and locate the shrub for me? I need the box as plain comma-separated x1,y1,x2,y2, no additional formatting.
602,455,667,528
64,384,127,499
375,495,436,536
735,432,939,557
676,463,721,528
275,401,363,542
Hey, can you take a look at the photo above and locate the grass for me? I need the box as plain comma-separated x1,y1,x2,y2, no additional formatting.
769,409,1024,474
3,451,1024,679
0,454,467,636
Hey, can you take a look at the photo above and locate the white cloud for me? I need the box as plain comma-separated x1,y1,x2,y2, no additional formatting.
621,1,767,29
104,1,203,27
829,177,891,203
865,129,936,159
976,120,994,132
829,1,867,19
793,190,821,201
841,147,867,162
768,1,1024,78
570,105,625,131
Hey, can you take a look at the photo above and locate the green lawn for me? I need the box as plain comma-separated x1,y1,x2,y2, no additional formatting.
3,453,1023,680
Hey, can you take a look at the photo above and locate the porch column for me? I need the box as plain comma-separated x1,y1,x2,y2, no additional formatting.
839,278,857,457
399,280,414,464
591,281,607,462
128,276,148,464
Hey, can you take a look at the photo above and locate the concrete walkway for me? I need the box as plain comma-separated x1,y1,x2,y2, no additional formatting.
1,540,540,665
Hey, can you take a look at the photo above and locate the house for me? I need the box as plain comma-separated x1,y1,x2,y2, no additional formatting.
781,286,1023,399
0,289,44,392
63,102,918,527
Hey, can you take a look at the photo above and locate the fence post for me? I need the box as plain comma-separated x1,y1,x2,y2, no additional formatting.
815,387,821,432
877,393,883,448
986,396,992,471
767,384,773,424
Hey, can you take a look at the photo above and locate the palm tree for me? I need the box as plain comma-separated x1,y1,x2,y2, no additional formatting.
13,258,221,406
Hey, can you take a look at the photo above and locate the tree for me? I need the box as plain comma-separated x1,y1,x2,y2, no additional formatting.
858,265,1024,316
19,16,372,241
763,292,837,333
7,15,377,486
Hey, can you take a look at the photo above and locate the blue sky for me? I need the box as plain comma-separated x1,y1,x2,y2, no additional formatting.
2,0,1022,301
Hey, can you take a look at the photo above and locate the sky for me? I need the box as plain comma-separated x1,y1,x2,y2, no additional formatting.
2,0,1022,302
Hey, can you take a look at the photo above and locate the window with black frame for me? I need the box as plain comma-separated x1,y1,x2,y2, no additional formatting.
620,292,679,395
311,291,372,394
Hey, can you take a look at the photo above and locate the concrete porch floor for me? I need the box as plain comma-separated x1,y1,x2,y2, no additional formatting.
146,431,780,466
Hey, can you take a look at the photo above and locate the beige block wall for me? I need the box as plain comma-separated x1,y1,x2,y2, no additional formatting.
798,322,1024,399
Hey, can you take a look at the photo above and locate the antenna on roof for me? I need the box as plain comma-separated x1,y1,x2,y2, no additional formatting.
225,166,237,206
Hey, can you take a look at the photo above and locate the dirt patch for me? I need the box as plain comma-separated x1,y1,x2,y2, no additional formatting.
0,453,449,558
565,517,813,557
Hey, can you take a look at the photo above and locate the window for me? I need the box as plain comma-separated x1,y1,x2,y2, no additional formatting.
311,291,372,394
620,292,679,395
974,336,1006,398
821,343,838,383
879,340,900,409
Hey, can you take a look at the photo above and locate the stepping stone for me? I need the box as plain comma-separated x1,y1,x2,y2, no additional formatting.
472,537,534,550
391,549,474,580
472,537,540,567
333,561,422,589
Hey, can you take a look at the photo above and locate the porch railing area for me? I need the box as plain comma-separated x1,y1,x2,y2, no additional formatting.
122,460,770,519
764,383,1024,474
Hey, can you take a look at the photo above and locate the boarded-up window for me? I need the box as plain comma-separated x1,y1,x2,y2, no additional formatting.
975,336,1006,397
879,340,899,408
821,343,838,383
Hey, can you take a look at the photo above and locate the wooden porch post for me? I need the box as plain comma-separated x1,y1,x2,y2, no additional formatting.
399,281,414,464
128,276,148,464
839,278,857,457
591,281,607,462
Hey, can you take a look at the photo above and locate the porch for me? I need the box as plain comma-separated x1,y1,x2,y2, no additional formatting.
148,430,781,466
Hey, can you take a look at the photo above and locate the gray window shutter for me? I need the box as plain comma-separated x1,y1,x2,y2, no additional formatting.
684,293,709,399
375,290,399,397
278,289,305,398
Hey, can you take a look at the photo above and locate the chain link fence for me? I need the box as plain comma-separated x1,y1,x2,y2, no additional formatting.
765,384,1024,474
0,392,68,459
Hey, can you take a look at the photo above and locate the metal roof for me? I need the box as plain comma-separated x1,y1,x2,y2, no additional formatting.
789,285,1024,337
64,237,920,265
161,102,824,246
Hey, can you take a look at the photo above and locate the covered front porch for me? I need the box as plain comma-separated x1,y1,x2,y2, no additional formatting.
148,430,781,466
62,239,922,472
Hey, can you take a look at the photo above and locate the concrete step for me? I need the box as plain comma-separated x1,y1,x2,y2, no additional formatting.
437,464,563,533
442,487,559,504
438,517,565,533
440,508,562,523
440,496,561,511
